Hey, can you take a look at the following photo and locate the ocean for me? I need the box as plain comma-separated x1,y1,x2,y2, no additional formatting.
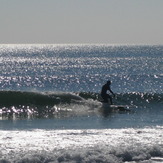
0,44,162,163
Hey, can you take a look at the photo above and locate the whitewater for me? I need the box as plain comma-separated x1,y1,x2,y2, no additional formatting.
0,44,163,163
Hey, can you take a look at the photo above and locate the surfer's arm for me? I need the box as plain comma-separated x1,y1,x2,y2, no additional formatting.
109,88,115,97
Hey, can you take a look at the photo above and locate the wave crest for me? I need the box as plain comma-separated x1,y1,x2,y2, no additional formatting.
0,91,162,118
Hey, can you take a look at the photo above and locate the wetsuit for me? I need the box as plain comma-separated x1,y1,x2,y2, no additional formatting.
101,83,113,104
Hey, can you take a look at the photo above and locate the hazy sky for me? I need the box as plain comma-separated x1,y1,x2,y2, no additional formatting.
0,0,163,44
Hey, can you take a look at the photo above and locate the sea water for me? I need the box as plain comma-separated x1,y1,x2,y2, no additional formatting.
0,44,162,162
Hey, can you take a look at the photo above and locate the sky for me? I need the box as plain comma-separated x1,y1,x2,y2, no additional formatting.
0,0,163,44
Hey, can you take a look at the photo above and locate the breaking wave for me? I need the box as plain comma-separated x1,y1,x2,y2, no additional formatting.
0,91,162,118
78,91,163,106
0,128,163,163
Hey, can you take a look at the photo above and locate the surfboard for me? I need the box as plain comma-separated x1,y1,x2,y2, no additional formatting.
101,102,131,112
110,105,131,111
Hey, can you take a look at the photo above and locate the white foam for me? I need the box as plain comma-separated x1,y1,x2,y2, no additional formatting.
0,127,163,162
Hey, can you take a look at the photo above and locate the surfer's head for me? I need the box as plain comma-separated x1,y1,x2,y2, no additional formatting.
107,80,111,85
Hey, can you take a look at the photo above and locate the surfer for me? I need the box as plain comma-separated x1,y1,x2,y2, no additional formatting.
101,80,115,104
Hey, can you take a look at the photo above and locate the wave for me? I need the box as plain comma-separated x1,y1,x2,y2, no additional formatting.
0,91,162,118
0,90,83,106
78,91,163,105
1,128,163,163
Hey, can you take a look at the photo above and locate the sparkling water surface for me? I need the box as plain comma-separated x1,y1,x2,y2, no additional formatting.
0,44,163,163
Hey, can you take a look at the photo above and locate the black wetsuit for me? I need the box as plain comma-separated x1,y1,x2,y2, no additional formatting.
101,83,113,104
